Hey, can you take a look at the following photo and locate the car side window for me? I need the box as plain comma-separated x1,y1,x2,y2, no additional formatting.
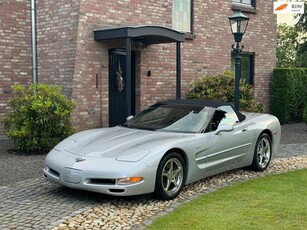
208,106,239,131
217,106,239,125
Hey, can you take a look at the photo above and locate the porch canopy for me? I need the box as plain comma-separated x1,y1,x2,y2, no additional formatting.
93,25,185,115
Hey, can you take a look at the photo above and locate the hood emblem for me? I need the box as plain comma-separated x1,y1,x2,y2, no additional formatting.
76,157,86,162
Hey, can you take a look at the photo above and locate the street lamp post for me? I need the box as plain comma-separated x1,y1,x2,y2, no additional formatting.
228,10,249,111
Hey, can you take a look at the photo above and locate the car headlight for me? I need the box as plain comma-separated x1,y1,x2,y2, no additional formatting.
117,177,143,185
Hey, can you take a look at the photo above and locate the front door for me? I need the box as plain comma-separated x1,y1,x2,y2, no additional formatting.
109,49,135,127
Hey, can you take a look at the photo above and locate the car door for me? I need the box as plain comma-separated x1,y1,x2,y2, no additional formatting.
195,106,253,173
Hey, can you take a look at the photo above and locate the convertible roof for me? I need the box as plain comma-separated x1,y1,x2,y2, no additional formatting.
157,99,246,122
158,99,229,108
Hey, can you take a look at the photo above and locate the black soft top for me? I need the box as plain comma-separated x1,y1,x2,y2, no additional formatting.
157,99,246,122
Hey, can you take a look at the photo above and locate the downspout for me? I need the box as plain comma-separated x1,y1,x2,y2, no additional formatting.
176,41,181,99
31,0,38,83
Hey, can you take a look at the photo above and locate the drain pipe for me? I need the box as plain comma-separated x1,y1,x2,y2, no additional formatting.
30,0,38,83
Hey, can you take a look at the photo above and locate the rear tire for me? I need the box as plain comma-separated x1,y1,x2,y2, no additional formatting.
154,152,185,200
250,133,272,171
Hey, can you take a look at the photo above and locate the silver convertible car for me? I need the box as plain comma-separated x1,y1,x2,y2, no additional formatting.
44,100,281,200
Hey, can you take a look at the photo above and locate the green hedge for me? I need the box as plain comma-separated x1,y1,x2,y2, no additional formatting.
271,68,307,124
304,106,307,125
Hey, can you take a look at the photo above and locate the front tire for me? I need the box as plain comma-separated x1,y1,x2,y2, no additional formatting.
251,133,272,171
154,152,185,200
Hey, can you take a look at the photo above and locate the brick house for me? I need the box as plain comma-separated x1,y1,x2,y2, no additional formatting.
0,0,276,137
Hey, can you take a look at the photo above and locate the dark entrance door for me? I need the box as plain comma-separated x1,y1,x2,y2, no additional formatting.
109,49,135,127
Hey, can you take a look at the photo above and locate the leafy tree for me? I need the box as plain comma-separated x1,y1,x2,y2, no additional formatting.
276,23,298,67
295,1,307,32
295,1,307,67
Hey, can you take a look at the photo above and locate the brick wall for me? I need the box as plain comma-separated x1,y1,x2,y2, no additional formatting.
0,0,276,136
71,0,276,130
0,0,31,137
36,0,80,97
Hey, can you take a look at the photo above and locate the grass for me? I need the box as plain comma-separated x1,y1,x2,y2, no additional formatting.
147,169,307,230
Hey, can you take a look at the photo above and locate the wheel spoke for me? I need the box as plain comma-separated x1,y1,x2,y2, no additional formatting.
161,158,183,194
163,177,171,191
257,137,271,167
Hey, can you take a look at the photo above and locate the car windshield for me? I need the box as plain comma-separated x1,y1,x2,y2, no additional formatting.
124,104,214,133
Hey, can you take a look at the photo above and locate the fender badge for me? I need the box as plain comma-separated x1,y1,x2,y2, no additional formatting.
76,157,86,162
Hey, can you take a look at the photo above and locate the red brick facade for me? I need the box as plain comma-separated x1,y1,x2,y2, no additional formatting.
0,0,276,137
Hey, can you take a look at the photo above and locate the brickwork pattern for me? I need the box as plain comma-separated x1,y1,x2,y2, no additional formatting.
0,0,31,136
0,0,276,135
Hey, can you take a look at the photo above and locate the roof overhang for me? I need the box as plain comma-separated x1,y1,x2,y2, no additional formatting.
93,25,184,100
93,25,185,45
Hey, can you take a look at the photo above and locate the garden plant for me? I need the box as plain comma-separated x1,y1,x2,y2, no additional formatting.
3,83,76,153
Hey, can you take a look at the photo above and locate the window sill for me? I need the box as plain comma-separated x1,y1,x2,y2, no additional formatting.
185,33,196,40
232,3,257,14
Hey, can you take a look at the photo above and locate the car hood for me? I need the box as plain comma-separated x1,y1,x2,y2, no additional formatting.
55,126,191,162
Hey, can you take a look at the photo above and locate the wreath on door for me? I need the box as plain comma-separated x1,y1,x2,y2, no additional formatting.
116,62,124,92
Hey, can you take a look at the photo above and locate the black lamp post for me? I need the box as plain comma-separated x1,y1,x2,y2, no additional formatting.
228,10,249,111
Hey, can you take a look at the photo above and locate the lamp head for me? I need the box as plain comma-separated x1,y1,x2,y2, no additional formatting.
228,10,249,43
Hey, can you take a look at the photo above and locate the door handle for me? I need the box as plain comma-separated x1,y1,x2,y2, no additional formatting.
242,129,247,132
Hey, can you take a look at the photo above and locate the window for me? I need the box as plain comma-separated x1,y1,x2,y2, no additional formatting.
172,0,192,33
231,52,255,85
208,106,239,131
125,104,213,133
217,106,239,125
232,0,255,7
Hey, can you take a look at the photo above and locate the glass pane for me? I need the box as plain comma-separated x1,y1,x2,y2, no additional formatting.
217,106,239,125
242,0,252,5
240,20,248,33
241,56,249,83
125,104,212,133
232,0,252,5
230,21,238,33
231,54,254,85
172,0,191,32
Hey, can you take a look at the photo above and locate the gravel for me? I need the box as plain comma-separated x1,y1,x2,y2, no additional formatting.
0,139,45,186
280,122,307,144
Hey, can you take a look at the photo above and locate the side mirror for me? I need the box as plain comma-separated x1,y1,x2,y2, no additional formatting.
214,124,234,135
126,115,134,121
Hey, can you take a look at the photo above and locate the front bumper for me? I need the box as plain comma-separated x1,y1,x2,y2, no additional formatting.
43,149,156,196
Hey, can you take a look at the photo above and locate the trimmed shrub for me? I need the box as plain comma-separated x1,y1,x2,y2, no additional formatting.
3,84,76,153
304,106,307,125
271,68,307,124
186,74,264,113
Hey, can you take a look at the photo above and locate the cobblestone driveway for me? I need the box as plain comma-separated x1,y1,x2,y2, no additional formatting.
0,178,109,229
